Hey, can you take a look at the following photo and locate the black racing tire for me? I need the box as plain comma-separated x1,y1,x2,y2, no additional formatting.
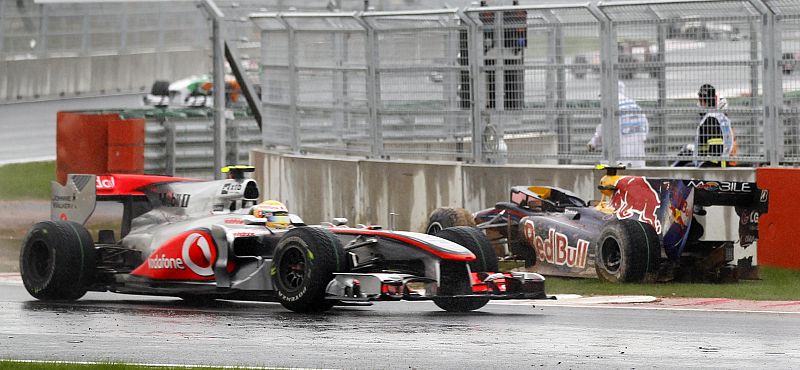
433,226,498,273
594,219,661,283
271,227,347,313
432,261,489,312
431,226,495,313
150,80,170,96
20,221,96,301
425,207,475,235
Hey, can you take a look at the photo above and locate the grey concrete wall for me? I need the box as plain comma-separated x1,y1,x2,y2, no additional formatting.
358,159,463,232
251,149,757,251
0,51,208,101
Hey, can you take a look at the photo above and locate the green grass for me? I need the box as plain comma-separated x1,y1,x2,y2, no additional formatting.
0,361,269,370
0,161,55,200
542,266,800,301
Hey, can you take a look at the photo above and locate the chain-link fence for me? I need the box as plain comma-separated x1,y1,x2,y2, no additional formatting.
253,0,800,166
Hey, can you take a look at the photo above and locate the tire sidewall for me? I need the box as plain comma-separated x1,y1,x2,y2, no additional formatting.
595,220,660,283
19,221,95,300
271,227,345,312
20,224,58,295
595,224,627,283
272,235,315,304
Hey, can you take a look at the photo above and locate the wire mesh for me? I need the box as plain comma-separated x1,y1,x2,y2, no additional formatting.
601,1,764,166
248,1,800,166
774,0,800,163
365,11,473,161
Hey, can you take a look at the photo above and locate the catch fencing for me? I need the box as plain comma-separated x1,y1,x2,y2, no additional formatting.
142,111,261,179
251,0,800,166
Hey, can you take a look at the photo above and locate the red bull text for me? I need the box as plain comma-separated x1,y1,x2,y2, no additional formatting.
523,220,589,268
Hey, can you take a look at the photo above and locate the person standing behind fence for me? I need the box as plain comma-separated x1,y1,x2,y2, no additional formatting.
587,81,649,168
694,83,736,167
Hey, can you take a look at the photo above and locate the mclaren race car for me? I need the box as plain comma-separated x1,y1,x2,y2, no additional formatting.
427,166,768,283
20,167,547,313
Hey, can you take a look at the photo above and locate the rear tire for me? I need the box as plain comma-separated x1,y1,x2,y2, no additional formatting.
20,221,96,301
271,227,346,313
595,219,661,283
150,80,170,96
426,207,475,235
431,227,495,312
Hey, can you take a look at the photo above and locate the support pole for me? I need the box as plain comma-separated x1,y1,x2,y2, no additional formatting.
201,0,226,178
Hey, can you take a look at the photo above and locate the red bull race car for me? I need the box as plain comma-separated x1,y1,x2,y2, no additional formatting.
20,167,547,313
427,166,768,283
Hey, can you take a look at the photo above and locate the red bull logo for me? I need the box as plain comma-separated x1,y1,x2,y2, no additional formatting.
610,176,662,234
522,220,589,269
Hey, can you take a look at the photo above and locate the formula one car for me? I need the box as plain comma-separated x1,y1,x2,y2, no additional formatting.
427,166,768,283
142,75,243,108
20,167,547,313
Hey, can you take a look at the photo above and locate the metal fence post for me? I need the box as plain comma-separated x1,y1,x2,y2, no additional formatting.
590,4,618,165
278,16,300,154
465,11,487,163
362,17,384,159
655,23,667,160
332,30,346,146
201,0,227,178
164,118,176,177
751,0,778,165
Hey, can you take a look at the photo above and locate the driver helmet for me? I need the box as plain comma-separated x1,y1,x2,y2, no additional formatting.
251,200,290,229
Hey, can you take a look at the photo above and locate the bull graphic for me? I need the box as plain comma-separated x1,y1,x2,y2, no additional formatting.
610,176,662,234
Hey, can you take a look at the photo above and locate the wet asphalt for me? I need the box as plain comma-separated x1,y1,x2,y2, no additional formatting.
0,283,799,369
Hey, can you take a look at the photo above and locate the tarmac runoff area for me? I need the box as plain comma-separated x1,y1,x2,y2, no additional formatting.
2,272,799,314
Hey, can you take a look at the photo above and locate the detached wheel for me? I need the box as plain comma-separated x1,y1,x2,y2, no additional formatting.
20,221,96,301
595,219,661,283
426,207,475,235
431,226,496,312
271,227,346,313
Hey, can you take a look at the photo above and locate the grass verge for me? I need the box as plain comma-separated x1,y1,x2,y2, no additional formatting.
0,361,268,370
543,266,800,301
0,161,55,200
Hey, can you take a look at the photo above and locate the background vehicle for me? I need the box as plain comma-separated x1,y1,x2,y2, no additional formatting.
571,40,658,80
427,166,768,283
20,167,547,313
142,75,245,108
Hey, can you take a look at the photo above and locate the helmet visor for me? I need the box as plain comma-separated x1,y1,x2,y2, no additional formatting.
266,215,291,226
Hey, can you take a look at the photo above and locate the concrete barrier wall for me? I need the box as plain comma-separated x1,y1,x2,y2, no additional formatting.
0,51,207,101
252,149,756,253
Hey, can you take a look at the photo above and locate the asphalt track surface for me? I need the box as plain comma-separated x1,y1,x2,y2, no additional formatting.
0,282,799,369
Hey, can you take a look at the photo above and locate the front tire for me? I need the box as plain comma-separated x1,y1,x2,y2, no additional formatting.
20,221,96,301
595,219,661,283
431,227,496,312
426,208,475,235
434,226,498,272
271,227,346,313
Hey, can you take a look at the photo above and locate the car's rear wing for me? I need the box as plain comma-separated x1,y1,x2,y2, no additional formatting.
51,173,195,237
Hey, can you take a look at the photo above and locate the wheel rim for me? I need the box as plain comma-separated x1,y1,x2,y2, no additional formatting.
426,222,443,235
278,245,307,293
28,240,52,280
600,237,622,274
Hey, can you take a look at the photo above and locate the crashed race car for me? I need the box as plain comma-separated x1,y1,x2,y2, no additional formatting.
20,166,547,313
427,166,768,283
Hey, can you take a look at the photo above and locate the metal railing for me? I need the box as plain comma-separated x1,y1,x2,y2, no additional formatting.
251,0,800,166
